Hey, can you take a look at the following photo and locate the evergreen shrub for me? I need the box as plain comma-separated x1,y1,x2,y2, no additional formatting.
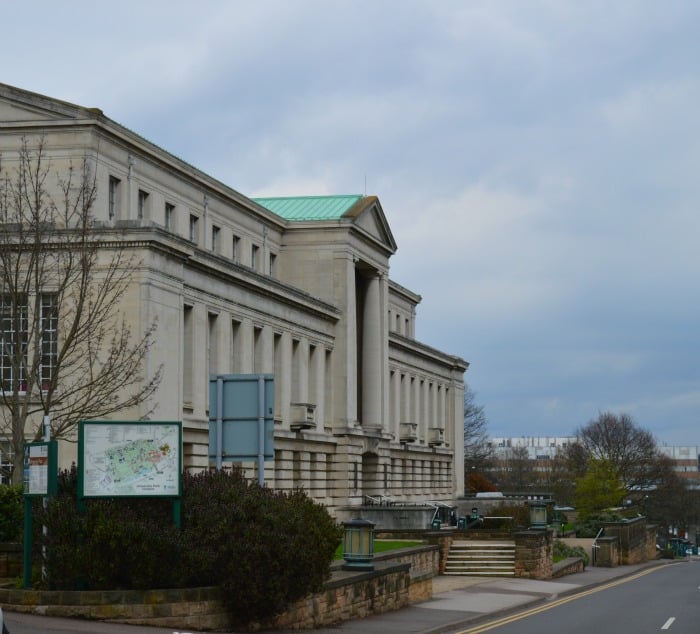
0,484,23,542
181,469,342,625
36,466,342,626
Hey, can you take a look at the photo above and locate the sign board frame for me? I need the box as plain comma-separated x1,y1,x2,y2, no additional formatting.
22,441,57,497
78,420,182,499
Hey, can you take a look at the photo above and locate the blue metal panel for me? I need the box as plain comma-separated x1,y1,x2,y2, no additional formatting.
208,374,274,462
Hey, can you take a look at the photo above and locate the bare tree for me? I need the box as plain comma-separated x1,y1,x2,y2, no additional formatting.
0,136,162,483
573,411,667,491
463,385,491,473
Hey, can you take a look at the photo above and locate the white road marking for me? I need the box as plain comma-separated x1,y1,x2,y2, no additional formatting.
661,617,676,630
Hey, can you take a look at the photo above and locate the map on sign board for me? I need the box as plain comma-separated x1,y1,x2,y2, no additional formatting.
80,422,181,497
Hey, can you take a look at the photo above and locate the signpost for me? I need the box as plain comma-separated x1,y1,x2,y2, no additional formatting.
22,440,57,588
208,374,274,485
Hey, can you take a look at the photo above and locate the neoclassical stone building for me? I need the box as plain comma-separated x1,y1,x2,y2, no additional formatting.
0,83,467,515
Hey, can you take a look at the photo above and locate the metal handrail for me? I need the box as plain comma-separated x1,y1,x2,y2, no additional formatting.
591,527,604,566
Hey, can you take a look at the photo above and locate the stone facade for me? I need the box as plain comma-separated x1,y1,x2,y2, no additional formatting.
0,83,467,514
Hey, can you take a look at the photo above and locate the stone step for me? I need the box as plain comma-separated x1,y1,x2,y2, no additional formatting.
444,539,516,577
445,570,515,577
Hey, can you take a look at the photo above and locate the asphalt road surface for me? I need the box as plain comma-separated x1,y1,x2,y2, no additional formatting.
454,560,700,634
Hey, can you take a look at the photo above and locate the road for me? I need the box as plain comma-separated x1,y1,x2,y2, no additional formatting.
455,560,700,634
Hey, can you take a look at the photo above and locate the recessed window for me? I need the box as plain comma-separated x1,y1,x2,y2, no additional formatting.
232,235,240,262
137,190,149,220
189,214,199,243
108,176,120,220
269,253,277,277
165,203,175,230
211,225,220,253
251,244,259,270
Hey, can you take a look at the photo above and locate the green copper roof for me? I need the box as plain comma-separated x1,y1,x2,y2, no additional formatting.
253,195,363,221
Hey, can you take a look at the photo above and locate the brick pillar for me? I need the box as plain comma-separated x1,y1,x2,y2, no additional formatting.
514,529,553,579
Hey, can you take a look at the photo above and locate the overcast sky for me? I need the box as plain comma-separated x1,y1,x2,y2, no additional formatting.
3,1,699,445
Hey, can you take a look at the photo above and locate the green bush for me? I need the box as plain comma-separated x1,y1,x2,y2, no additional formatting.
553,539,589,567
574,511,622,538
37,466,342,627
181,469,342,625
37,469,182,590
0,483,23,542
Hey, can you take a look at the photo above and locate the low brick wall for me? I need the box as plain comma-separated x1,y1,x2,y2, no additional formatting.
598,518,657,566
375,529,451,574
271,563,411,630
0,586,230,631
513,529,553,579
551,557,585,578
603,517,648,564
0,562,414,631
357,545,438,603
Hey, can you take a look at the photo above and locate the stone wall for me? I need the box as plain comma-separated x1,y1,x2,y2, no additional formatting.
0,586,230,632
0,561,416,631
271,563,410,630
595,536,618,567
375,529,451,574
602,517,651,565
513,529,553,579
551,557,585,578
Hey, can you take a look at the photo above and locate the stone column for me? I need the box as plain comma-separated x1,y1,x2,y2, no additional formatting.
362,273,381,428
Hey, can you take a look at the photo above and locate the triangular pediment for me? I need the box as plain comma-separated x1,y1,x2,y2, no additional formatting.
343,196,397,254
0,82,98,124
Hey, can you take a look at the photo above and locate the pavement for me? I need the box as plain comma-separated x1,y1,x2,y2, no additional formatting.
276,559,674,634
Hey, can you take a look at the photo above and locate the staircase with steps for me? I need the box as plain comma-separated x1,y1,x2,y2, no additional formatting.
444,540,515,576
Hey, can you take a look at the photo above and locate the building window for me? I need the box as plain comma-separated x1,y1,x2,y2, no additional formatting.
137,189,149,220
108,176,120,220
183,304,193,405
0,295,27,393
189,214,199,243
251,244,259,270
269,252,277,277
164,203,175,230
0,293,56,393
232,235,240,262
211,225,220,253
39,294,58,390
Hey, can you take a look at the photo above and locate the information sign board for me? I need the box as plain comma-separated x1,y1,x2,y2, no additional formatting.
78,421,182,498
23,441,57,497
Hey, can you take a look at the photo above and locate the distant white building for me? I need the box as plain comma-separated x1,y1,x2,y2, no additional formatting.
489,436,575,460
490,436,700,485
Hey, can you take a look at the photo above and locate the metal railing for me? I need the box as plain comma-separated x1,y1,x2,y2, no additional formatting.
591,527,604,566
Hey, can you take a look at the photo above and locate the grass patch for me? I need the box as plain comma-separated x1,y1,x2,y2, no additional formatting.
333,539,424,560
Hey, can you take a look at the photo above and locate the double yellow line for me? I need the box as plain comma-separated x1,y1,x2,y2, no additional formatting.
457,565,670,633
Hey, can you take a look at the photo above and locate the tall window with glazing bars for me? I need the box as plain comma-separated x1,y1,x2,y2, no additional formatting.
0,294,57,393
